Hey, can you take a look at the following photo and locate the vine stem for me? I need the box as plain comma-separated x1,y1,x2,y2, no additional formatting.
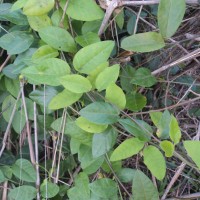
98,0,199,36
0,89,22,157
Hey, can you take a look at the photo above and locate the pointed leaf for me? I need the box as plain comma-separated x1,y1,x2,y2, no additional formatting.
143,146,166,180
105,83,126,109
121,32,165,52
130,68,157,87
49,89,82,110
79,102,120,125
184,141,200,169
76,117,108,133
60,74,92,93
39,26,76,53
110,138,145,161
40,180,59,198
132,170,159,200
169,115,181,145
95,64,120,91
23,0,54,16
22,58,70,86
158,0,186,38
73,41,114,74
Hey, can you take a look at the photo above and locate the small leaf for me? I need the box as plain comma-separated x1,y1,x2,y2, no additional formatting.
132,170,159,200
0,170,6,183
0,31,34,55
143,146,166,180
126,92,147,111
95,64,120,91
27,15,51,31
105,83,126,109
118,118,152,141
8,186,37,200
92,126,118,158
79,102,120,125
184,141,200,169
73,41,114,74
160,140,174,157
40,180,59,198
169,115,181,145
12,159,36,182
110,138,145,161
39,26,76,53
60,74,92,93
150,112,162,127
130,68,157,87
22,58,70,86
76,117,108,133
89,178,118,199
11,0,28,11
23,0,54,16
158,0,186,38
65,0,104,21
49,89,82,110
121,32,165,52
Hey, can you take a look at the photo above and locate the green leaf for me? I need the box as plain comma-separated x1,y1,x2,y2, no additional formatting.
65,0,104,21
169,115,181,145
4,77,20,98
29,86,59,107
68,172,90,200
51,9,69,29
114,9,124,29
105,83,126,109
160,140,174,157
22,58,70,86
95,64,120,91
78,145,104,174
11,0,28,11
110,138,145,161
82,20,102,34
40,180,59,198
118,118,152,141
39,26,76,53
31,45,59,61
116,168,136,183
76,117,108,133
87,62,108,89
130,68,157,87
23,0,54,16
12,159,36,182
126,92,147,112
0,31,34,55
75,32,100,47
158,0,186,38
150,110,171,139
92,126,118,158
8,186,37,200
89,178,118,199
0,166,12,180
132,170,159,200
49,89,82,110
51,117,92,146
79,102,120,125
27,15,52,31
121,32,165,52
143,146,166,180
184,141,200,169
60,74,92,93
0,169,6,183
73,41,114,74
